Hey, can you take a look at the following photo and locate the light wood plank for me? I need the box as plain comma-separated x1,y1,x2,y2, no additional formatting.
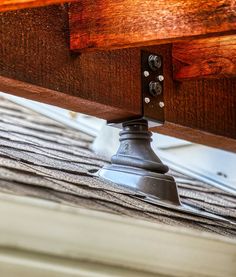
0,0,77,12
0,248,158,277
69,0,236,51
0,193,236,277
173,35,236,80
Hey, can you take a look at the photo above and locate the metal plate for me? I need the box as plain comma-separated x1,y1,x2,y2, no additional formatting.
141,51,165,123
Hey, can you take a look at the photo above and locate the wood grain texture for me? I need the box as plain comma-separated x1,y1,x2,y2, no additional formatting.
69,0,236,51
1,193,236,277
0,0,77,12
0,5,142,121
154,122,236,152
164,78,236,140
173,35,236,80
1,5,236,146
0,76,135,120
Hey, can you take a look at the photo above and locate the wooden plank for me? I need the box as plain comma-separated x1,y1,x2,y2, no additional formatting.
0,5,142,122
173,35,236,80
153,122,236,153
0,76,135,121
0,249,157,277
148,44,236,146
163,77,236,141
0,0,77,12
0,193,236,277
69,0,236,51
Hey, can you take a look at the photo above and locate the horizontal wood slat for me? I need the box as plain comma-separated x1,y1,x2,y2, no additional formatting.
173,35,236,80
0,0,77,12
0,76,136,120
69,0,236,51
154,122,236,153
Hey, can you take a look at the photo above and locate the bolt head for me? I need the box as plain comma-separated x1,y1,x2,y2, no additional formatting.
144,97,150,104
159,101,165,108
148,55,162,71
149,81,162,97
143,71,150,77
157,75,164,82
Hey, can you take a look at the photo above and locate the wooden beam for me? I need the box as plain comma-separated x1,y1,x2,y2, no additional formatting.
1,5,236,150
173,35,236,80
69,0,236,51
153,122,236,153
1,193,236,277
0,76,134,120
163,77,236,142
0,0,77,12
0,5,142,122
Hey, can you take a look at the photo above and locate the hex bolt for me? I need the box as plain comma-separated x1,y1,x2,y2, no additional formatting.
144,97,150,104
148,55,162,71
159,101,165,108
149,81,162,97
157,75,164,82
143,71,150,77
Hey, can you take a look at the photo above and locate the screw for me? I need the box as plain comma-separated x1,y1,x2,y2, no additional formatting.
157,75,164,81
144,97,150,104
148,55,162,71
159,101,165,108
149,81,162,97
143,71,150,77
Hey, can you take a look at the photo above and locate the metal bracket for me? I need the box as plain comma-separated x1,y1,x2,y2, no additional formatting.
141,51,165,123
107,51,165,128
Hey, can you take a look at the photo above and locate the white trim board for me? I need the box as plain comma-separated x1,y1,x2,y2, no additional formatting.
0,192,235,277
0,248,159,277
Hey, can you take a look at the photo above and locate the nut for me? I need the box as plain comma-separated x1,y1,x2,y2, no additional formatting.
148,55,162,71
149,81,162,97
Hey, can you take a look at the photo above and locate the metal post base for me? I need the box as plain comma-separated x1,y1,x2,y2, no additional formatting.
98,119,235,224
98,119,181,205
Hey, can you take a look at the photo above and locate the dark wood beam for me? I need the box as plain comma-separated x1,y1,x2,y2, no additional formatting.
1,5,236,152
0,76,134,120
173,35,236,80
69,0,236,51
164,77,236,142
0,0,77,12
0,5,142,122
153,122,236,153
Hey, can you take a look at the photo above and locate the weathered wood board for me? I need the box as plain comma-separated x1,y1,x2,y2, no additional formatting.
69,0,236,51
0,0,76,12
0,5,142,121
173,35,236,80
0,4,236,151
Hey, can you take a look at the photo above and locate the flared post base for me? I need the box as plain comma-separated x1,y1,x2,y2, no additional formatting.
98,119,181,206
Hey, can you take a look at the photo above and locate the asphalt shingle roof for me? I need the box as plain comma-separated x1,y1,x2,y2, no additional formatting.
0,96,236,238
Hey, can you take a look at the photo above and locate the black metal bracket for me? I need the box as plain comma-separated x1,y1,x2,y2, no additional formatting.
141,51,165,123
107,51,165,127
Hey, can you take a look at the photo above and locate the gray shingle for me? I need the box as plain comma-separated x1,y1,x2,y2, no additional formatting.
0,96,235,237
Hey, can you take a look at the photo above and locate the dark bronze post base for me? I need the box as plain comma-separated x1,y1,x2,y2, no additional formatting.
98,119,181,205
